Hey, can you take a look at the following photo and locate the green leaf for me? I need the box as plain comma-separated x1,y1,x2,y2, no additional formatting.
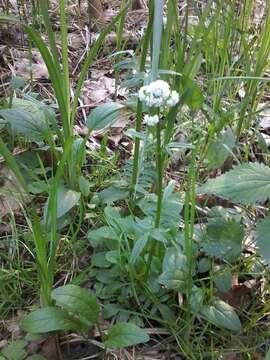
255,216,270,266
51,285,100,326
45,185,81,220
203,216,244,261
1,340,27,360
86,102,126,133
159,269,187,291
200,299,241,332
199,163,270,204
139,183,182,229
190,286,204,313
87,226,117,248
21,307,84,333
105,323,149,348
0,108,49,142
205,127,235,170
213,267,232,293
159,247,188,291
130,233,149,264
78,176,91,197
162,247,188,273
98,184,129,204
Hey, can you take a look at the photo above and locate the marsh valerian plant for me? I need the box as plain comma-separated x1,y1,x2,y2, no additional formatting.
2,0,270,356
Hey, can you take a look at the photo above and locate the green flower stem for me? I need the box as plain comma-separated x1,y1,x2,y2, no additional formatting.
145,118,163,277
130,2,154,196
154,121,163,228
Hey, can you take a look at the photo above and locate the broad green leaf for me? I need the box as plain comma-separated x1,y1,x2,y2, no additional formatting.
105,323,149,348
87,226,117,248
1,340,27,360
92,252,111,268
139,191,182,229
0,108,49,142
21,307,84,333
44,185,81,220
51,285,100,326
202,216,244,261
199,163,270,204
162,247,188,273
265,348,270,360
104,303,121,318
159,247,189,291
86,102,126,132
213,267,232,293
255,216,270,266
98,184,129,204
159,269,187,291
190,285,204,313
200,299,241,332
130,233,149,264
205,127,235,170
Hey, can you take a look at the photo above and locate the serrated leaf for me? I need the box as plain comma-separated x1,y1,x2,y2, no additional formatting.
86,102,126,133
200,299,241,332
21,307,84,333
105,323,149,348
255,216,270,266
203,217,244,261
199,163,270,204
51,285,99,326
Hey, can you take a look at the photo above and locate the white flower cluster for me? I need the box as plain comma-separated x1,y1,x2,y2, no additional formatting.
139,80,179,108
143,114,159,126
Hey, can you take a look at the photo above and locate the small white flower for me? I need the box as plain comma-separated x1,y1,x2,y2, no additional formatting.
139,80,171,107
167,90,180,107
144,114,159,126
139,80,179,108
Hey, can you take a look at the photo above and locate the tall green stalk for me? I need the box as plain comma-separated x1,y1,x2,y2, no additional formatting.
130,0,154,194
